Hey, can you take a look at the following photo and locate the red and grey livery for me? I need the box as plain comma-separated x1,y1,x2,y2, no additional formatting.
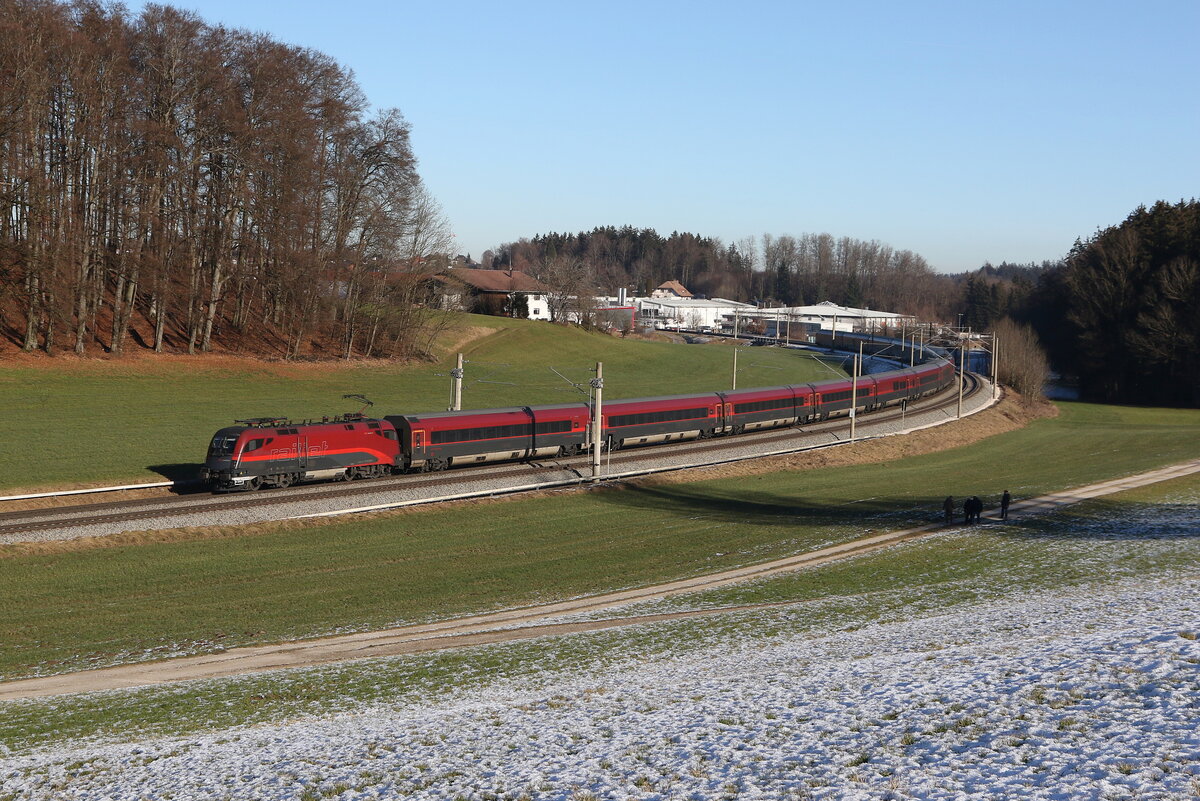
201,415,401,491
202,354,957,490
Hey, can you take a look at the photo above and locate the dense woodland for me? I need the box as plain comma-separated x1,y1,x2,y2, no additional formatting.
1030,200,1200,406
0,0,452,359
944,201,1199,407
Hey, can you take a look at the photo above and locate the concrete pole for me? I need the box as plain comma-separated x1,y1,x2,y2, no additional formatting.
449,353,464,411
957,341,965,419
590,361,604,479
992,334,999,400
850,341,861,442
732,345,738,390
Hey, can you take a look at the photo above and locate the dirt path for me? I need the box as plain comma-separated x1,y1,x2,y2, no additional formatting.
3,456,1198,701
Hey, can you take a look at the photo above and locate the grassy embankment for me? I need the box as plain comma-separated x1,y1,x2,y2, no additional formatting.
3,463,1197,752
1,401,1198,686
0,315,842,490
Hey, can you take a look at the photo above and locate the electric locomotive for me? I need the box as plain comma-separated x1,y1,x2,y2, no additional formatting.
202,414,401,491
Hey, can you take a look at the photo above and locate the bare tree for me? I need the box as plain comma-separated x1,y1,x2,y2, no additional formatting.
536,253,593,323
1,0,448,360
993,317,1049,400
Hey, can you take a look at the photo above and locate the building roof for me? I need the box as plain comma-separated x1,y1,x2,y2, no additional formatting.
768,301,911,320
638,297,756,311
437,268,548,294
654,280,693,298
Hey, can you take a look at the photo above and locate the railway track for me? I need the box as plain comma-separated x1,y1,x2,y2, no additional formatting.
0,373,984,541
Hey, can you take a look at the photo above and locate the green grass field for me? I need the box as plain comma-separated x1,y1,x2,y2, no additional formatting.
0,315,843,489
2,401,1198,684
3,468,1196,752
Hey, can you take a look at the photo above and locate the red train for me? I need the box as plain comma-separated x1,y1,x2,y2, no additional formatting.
201,356,956,491
201,414,401,490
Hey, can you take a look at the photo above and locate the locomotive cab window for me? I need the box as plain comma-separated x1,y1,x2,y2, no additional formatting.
208,435,237,456
243,438,267,453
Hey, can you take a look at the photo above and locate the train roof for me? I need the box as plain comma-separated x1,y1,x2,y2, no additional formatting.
603,392,722,406
717,385,808,399
387,403,588,423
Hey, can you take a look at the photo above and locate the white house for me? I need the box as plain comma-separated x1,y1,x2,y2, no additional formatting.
770,301,914,333
636,296,757,331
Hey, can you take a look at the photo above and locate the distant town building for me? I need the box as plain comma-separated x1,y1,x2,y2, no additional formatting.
650,280,694,299
435,268,551,320
636,296,756,332
763,301,915,334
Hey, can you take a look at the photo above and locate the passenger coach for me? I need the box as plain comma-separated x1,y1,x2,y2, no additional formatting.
385,403,590,472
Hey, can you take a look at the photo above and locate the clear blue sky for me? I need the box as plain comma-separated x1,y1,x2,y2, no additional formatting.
139,0,1198,273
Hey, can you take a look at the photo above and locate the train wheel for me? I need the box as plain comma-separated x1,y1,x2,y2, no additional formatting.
247,476,263,491
275,473,292,489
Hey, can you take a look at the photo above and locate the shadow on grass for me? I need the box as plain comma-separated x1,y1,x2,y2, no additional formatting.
147,463,205,490
1000,497,1200,541
596,482,946,528
597,485,1200,541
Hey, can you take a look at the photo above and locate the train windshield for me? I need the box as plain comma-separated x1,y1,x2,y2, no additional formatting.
208,435,239,457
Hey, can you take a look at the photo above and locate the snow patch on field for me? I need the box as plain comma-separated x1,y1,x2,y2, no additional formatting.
3,574,1199,800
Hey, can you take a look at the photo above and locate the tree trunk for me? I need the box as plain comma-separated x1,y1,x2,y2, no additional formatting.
200,262,223,352
22,272,39,351
110,272,126,356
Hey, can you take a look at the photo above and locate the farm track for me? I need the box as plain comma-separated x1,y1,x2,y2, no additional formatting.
0,374,982,539
3,452,1198,700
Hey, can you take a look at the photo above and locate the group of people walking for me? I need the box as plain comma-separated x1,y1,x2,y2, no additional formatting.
942,490,1011,525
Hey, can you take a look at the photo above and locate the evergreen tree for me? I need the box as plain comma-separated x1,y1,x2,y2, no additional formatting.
1062,199,1200,406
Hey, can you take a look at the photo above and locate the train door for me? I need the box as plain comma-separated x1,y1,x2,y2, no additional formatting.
298,437,308,471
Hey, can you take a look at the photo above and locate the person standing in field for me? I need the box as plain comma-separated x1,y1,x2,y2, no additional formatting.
943,496,955,525
965,495,982,523
1000,489,1012,520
